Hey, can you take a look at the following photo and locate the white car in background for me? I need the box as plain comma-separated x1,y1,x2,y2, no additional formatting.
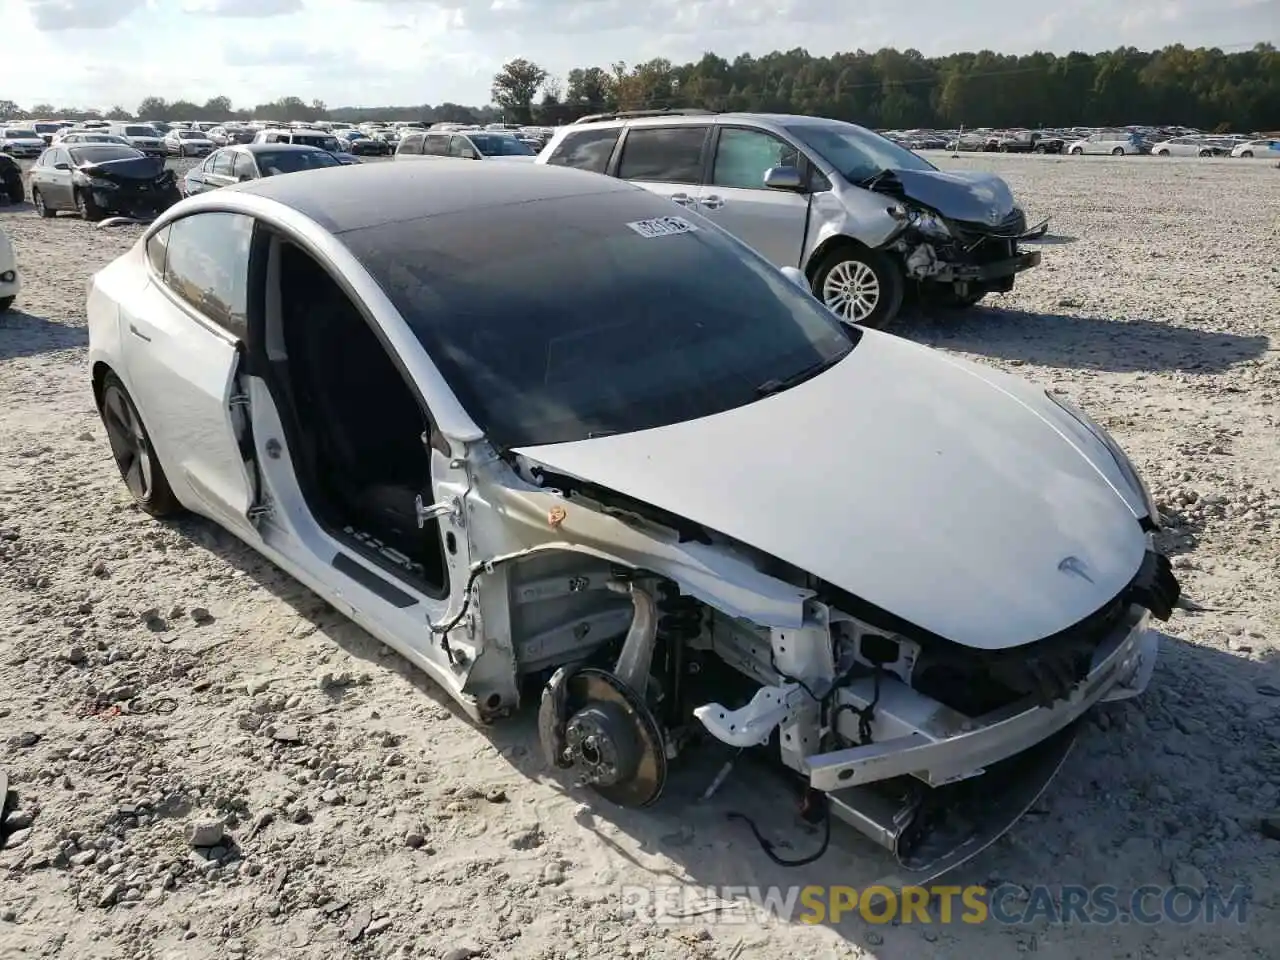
394,129,537,162
164,129,215,158
111,123,168,158
1149,136,1220,158
0,225,20,312
0,127,47,158
1230,138,1280,159
1066,132,1149,155
84,160,1178,882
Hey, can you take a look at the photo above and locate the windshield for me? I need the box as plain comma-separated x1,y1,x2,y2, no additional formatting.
343,192,855,447
4,129,40,139
124,126,157,136
469,134,534,156
33,123,58,133
783,120,936,182
69,145,144,165
255,149,341,175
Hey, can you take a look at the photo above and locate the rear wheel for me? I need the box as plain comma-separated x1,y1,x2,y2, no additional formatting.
811,245,905,331
1198,149,1211,158
1033,145,1047,154
1111,146,1125,156
75,189,103,222
1070,147,1083,155
31,188,54,218
99,373,183,517
2,172,22,204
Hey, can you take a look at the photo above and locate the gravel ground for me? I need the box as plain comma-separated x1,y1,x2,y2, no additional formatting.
1,154,1278,960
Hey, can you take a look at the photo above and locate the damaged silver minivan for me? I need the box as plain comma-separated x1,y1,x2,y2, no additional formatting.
538,110,1048,329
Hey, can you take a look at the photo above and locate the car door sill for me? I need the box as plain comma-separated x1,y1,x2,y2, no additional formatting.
332,551,419,608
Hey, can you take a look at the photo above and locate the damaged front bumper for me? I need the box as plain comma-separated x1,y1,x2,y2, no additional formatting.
897,209,1050,290
805,605,1155,793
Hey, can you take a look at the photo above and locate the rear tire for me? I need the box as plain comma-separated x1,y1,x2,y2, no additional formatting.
98,372,183,518
3,174,21,204
1070,147,1083,155
1111,147,1125,156
32,188,54,218
1198,149,1211,158
810,245,905,331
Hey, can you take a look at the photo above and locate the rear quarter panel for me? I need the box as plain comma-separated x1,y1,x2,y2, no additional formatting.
87,242,149,399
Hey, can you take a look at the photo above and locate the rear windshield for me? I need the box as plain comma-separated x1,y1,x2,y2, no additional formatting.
342,190,855,447
69,145,144,164
178,131,206,139
469,134,534,156
254,149,341,174
4,129,39,138
124,126,157,136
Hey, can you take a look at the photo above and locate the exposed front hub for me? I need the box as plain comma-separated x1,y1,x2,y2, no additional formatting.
545,667,668,807
565,700,641,786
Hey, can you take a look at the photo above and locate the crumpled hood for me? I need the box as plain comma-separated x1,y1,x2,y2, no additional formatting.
889,168,1018,225
514,331,1148,651
79,157,168,181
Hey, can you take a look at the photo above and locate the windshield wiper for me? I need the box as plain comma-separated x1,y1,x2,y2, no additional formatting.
754,348,850,397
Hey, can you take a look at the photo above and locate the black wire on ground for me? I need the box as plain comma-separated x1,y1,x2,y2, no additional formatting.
727,790,833,867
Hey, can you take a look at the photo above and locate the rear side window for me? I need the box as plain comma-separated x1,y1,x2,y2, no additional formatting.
423,135,449,156
546,127,620,174
211,151,234,177
161,213,254,339
232,151,256,179
616,126,706,184
397,133,424,155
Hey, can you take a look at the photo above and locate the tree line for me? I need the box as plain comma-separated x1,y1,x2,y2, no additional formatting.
0,95,500,126
2,42,1275,132
493,43,1279,131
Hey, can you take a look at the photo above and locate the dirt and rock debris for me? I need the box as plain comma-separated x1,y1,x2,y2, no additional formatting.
1,155,1278,959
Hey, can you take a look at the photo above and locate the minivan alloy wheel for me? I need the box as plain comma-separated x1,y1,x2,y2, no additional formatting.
822,260,880,323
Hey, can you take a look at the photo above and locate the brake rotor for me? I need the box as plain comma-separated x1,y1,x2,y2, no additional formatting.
562,667,667,808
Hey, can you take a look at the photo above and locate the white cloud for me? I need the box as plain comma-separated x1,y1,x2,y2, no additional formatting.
26,0,146,30
6,0,1277,111
182,0,304,16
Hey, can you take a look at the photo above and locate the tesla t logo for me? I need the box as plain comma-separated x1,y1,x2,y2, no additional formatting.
1058,555,1094,583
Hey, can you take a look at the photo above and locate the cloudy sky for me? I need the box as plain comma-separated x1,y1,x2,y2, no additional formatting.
7,0,1276,111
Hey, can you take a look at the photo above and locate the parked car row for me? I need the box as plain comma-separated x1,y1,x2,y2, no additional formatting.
892,124,1278,159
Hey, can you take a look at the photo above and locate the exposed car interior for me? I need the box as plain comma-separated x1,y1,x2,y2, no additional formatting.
264,238,448,594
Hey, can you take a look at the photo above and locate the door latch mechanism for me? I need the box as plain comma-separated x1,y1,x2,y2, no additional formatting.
415,494,464,528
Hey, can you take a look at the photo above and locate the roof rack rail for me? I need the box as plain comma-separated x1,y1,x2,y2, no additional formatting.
571,108,718,125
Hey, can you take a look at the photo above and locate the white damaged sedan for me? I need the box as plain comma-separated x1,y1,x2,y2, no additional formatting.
86,160,1179,879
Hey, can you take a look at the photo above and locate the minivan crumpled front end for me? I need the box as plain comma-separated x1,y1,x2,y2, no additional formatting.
868,168,1049,299
506,331,1180,880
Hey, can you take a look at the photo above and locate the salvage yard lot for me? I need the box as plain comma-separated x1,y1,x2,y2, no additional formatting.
1,154,1278,959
